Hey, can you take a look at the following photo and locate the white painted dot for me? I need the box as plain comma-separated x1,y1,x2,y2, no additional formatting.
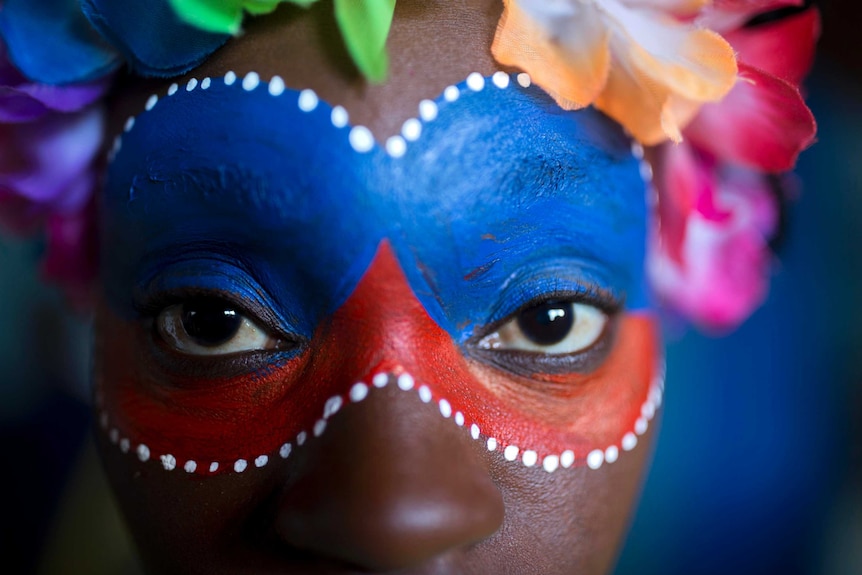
145,94,158,111
167,83,178,96
543,455,560,473
209,462,219,473
324,396,343,419
372,373,389,388
522,450,538,467
401,118,422,142
350,382,369,402
160,454,176,471
186,78,198,92
255,455,268,468
331,105,349,128
487,438,497,451
136,444,150,462
201,77,212,90
279,443,292,459
635,416,649,436
119,438,130,453
397,373,415,391
504,445,519,461
386,135,407,158
224,71,237,85
517,72,532,88
454,412,465,427
642,401,656,421
234,459,248,473
124,117,135,132
622,432,638,451
443,85,460,102
242,72,260,91
267,75,285,96
99,413,109,429
418,385,432,403
471,423,480,440
350,126,375,153
184,460,197,473
109,429,119,444
605,445,619,464
492,71,510,89
631,142,644,159
313,419,327,437
561,450,575,468
467,72,485,92
439,399,452,418
586,449,604,470
298,88,318,112
418,99,438,122
297,431,307,446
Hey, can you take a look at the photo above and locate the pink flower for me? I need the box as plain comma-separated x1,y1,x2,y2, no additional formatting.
649,2,818,329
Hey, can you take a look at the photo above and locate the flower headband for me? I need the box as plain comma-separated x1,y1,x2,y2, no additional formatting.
0,0,819,329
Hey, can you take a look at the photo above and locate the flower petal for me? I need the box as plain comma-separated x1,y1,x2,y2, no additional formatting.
649,148,778,330
81,0,229,78
684,63,816,172
493,0,611,109
724,7,820,85
595,0,737,143
0,0,120,85
0,105,104,209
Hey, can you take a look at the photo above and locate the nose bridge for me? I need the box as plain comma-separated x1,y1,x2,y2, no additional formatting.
311,240,450,384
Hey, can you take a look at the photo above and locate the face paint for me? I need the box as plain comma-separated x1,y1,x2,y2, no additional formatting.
96,72,661,475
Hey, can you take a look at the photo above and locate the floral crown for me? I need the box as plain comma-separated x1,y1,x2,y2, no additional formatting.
0,0,818,329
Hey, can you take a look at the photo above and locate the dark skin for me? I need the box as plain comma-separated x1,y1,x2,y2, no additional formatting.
95,1,656,573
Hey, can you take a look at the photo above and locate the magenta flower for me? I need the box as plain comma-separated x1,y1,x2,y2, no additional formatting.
648,2,818,330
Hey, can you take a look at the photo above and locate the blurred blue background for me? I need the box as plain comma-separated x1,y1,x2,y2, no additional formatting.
1,1,859,574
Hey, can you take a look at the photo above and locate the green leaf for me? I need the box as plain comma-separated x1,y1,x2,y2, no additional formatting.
334,0,396,83
168,0,318,35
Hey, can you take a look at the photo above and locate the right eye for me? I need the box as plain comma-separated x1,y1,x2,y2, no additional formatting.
155,297,283,356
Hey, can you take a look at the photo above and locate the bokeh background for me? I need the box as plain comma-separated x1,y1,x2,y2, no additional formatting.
0,1,859,573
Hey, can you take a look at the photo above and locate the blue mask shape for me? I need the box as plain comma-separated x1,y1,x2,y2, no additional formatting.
103,72,649,347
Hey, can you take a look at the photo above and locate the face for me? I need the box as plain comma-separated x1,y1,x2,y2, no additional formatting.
93,2,663,574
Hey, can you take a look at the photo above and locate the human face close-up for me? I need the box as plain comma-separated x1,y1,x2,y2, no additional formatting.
92,2,662,574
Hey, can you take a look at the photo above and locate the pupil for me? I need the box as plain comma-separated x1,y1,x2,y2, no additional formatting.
517,301,574,346
181,298,242,347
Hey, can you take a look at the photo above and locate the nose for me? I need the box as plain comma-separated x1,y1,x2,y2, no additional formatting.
273,243,504,570
275,377,504,571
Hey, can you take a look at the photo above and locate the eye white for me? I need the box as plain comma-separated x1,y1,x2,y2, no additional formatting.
156,303,278,356
478,302,608,355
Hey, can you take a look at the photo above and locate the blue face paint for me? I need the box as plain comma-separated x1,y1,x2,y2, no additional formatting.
102,73,648,345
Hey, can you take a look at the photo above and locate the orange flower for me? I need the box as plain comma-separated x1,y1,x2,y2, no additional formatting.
492,0,738,144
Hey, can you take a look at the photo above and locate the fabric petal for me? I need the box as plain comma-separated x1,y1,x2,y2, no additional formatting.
649,149,778,330
168,0,316,35
595,0,737,143
724,7,820,85
625,0,710,18
684,63,816,172
0,0,120,84
81,0,229,78
333,0,395,83
493,0,611,109
0,105,104,209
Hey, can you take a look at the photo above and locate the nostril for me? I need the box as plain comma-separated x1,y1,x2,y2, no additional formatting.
272,384,504,571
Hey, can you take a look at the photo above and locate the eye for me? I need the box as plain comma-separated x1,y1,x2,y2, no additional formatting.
155,297,282,356
478,300,608,355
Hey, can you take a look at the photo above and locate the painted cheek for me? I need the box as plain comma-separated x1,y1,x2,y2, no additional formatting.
96,242,661,475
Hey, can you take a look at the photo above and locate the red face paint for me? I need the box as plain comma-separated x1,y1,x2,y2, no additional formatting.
95,243,661,475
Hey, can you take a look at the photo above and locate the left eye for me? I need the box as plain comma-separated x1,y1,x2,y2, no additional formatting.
478,300,608,355
155,297,281,356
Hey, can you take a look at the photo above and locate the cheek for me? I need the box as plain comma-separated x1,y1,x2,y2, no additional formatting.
94,247,662,478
